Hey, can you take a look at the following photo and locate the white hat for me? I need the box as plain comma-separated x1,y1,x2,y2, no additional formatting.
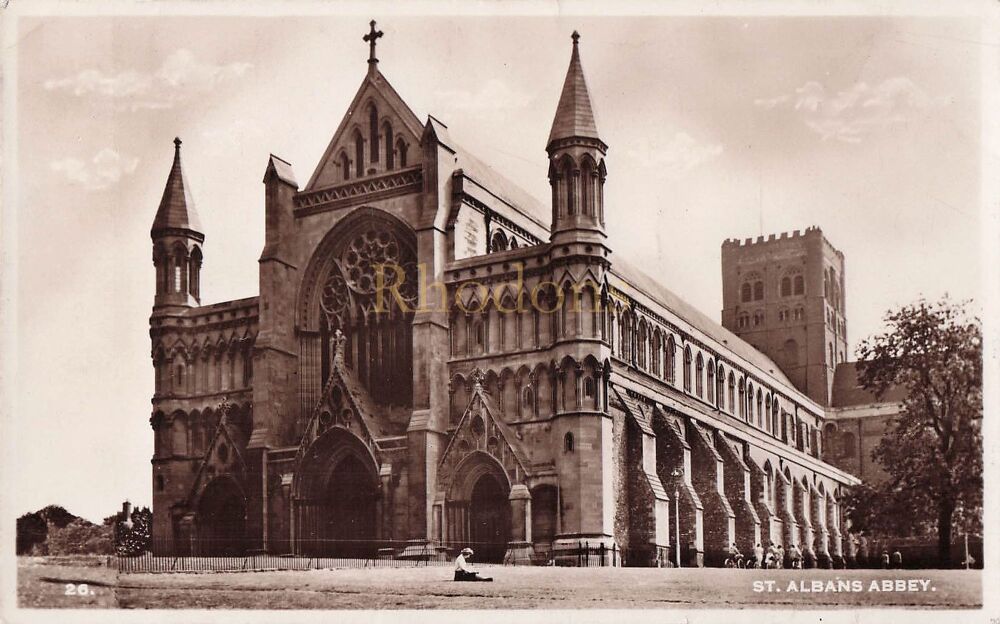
461,547,474,556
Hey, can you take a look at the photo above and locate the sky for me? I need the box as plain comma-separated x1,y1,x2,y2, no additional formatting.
5,9,987,522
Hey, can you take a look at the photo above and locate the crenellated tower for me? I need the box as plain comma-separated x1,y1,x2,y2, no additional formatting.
151,137,204,309
547,31,608,247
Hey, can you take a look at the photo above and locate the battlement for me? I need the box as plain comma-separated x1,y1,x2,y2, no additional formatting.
721,226,823,249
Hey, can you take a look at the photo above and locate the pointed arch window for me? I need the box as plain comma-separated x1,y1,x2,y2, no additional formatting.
706,359,715,404
738,379,746,419
665,335,676,384
741,282,752,303
354,131,365,177
794,275,804,295
727,372,735,414
564,431,575,453
581,157,596,217
695,353,704,397
368,104,379,163
383,121,394,170
562,157,576,216
781,277,791,297
396,139,408,167
683,347,693,392
339,151,351,181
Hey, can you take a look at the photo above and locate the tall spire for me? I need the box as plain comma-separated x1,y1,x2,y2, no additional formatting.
547,30,603,150
151,137,203,239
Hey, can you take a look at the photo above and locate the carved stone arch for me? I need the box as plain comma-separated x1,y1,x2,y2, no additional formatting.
498,366,517,419
170,409,189,456
483,368,501,402
557,152,577,175
293,425,380,499
449,372,469,426
448,450,513,501
291,425,381,556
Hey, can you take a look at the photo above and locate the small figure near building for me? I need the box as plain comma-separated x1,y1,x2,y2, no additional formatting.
788,543,802,569
891,549,902,569
454,548,493,582
880,550,890,569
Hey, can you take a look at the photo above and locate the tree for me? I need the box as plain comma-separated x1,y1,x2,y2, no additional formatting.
115,506,153,556
852,296,982,565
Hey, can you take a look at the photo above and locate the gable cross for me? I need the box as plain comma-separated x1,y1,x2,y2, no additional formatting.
363,20,384,65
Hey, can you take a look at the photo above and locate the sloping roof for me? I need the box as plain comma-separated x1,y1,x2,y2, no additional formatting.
264,154,298,188
831,362,908,407
547,32,601,147
151,138,202,236
611,255,796,390
425,116,550,229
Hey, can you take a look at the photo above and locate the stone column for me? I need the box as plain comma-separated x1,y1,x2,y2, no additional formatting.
777,471,800,564
794,479,816,567
505,484,535,565
716,432,761,556
827,494,844,568
812,486,831,568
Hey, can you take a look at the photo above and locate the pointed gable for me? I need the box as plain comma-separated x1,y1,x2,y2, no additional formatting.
185,408,249,506
306,68,424,190
152,137,203,237
547,32,602,148
437,371,532,491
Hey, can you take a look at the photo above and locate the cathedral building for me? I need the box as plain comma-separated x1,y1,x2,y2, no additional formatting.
148,24,882,567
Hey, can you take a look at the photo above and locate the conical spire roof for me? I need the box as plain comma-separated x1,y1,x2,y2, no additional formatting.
547,31,602,148
151,137,202,237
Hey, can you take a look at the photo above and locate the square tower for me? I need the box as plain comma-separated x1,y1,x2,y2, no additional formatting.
720,227,847,406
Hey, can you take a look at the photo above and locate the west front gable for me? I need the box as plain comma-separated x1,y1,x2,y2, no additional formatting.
305,68,424,191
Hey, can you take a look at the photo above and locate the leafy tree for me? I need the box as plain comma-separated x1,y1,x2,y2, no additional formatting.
16,505,79,555
115,506,153,556
850,296,982,565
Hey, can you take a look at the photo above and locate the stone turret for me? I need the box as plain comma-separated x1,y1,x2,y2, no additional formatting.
546,31,608,247
151,137,204,309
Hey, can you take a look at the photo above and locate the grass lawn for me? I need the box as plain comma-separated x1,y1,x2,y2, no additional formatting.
17,557,982,610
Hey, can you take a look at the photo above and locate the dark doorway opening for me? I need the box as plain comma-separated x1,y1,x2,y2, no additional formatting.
324,454,378,557
469,474,510,563
197,478,247,555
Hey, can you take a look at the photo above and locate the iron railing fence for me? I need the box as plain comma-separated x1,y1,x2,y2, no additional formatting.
118,538,636,573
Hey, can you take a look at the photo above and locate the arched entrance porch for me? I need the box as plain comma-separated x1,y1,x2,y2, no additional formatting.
293,427,381,557
196,476,247,555
444,452,512,563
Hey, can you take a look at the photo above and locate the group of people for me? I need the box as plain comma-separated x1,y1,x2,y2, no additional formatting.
879,549,905,569
725,542,804,569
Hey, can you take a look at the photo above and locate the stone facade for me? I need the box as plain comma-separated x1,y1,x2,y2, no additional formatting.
147,26,872,566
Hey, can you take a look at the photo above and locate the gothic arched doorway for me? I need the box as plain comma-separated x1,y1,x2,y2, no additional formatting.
324,454,378,556
196,477,247,555
469,473,510,563
293,427,382,558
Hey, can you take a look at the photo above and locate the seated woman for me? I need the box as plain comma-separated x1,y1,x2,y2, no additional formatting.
454,548,493,582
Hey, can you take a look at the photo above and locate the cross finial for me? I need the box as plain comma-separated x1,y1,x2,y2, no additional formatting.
363,20,384,66
173,137,182,151
571,30,580,45
470,367,486,392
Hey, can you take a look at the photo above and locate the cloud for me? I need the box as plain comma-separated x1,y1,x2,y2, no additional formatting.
755,77,947,143
434,79,533,113
626,132,724,178
50,148,139,191
44,49,252,112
